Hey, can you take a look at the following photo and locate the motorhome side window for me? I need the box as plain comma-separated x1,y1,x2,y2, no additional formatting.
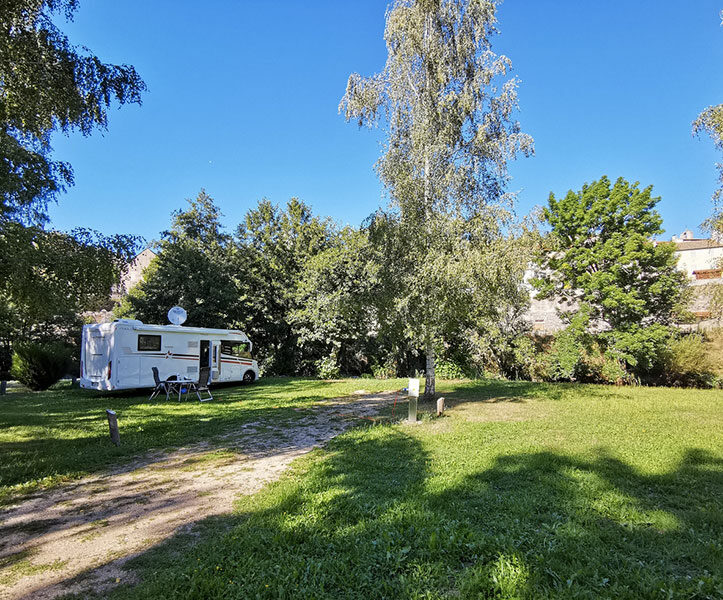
138,334,161,351
221,341,251,357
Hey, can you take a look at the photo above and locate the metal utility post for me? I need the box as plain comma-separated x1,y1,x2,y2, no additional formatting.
408,378,419,422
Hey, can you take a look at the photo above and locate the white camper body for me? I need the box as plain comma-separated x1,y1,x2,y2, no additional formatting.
80,319,259,391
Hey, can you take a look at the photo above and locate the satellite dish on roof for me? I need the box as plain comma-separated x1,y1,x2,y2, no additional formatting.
167,306,187,326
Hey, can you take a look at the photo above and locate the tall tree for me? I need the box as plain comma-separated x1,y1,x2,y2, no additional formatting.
234,198,334,374
0,223,139,378
118,191,239,329
693,10,723,235
1,0,145,223
694,104,723,235
341,0,532,397
292,226,384,376
533,176,687,331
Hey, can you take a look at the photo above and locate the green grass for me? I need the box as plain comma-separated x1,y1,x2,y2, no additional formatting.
0,377,407,504
102,380,722,600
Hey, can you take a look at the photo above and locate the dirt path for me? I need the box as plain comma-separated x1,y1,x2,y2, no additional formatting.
0,392,397,600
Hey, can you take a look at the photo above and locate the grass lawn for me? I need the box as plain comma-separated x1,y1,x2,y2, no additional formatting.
0,377,408,504
92,380,723,600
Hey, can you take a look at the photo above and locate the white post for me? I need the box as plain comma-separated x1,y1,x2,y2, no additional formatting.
106,410,120,446
408,378,419,422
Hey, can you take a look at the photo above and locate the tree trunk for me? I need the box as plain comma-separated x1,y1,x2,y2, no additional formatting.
424,341,435,399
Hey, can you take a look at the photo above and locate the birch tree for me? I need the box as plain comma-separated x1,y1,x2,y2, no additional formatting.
341,0,532,397
693,11,723,235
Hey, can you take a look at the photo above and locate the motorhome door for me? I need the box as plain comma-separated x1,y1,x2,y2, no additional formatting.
200,340,210,372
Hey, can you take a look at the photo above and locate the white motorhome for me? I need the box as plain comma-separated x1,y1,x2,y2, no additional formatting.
79,319,259,391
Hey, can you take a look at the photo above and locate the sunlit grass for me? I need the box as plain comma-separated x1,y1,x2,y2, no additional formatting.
0,377,408,504
108,380,722,600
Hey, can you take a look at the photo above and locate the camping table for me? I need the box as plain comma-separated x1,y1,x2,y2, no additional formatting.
166,375,194,401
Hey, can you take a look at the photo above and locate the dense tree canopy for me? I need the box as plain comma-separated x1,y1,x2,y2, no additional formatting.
0,223,139,377
532,176,689,380
1,0,145,223
341,0,533,396
118,191,238,330
534,176,686,329
234,198,335,374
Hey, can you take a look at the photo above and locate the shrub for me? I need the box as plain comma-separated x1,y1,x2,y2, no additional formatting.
10,342,72,391
538,308,593,382
664,334,716,387
602,324,673,382
315,354,341,380
371,359,397,379
599,355,635,385
435,359,466,380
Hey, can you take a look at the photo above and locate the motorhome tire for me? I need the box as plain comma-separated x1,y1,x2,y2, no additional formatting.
243,371,255,384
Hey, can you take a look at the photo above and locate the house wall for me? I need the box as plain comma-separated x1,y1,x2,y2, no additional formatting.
675,246,723,278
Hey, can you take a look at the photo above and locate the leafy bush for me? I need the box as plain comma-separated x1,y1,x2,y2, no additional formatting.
370,359,397,379
597,355,636,385
538,308,592,382
315,354,341,380
434,359,466,380
10,342,72,391
664,334,716,387
602,324,673,381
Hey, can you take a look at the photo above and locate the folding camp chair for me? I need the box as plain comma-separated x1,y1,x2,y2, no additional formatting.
149,366,170,401
188,366,213,402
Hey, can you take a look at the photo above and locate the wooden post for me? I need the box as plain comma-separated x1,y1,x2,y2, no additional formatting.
407,378,419,422
106,410,120,446
0,381,6,395
436,397,445,417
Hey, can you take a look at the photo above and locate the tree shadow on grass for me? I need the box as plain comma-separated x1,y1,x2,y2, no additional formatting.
45,426,718,600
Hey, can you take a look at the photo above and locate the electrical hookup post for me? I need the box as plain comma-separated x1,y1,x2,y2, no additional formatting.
407,378,419,422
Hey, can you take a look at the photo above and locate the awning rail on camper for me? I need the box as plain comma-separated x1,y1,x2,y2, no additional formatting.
130,323,249,340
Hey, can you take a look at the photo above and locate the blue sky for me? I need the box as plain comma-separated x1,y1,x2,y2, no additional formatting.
46,0,723,243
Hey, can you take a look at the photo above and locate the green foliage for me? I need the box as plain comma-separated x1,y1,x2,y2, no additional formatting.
10,341,71,391
534,176,687,330
370,359,398,379
664,334,717,388
0,0,145,224
235,198,335,375
0,223,139,369
433,359,466,380
341,0,533,397
539,307,593,382
292,226,383,376
315,354,341,380
118,191,238,329
602,323,674,379
693,100,723,210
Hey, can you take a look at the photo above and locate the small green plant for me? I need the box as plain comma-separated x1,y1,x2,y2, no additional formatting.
434,359,466,379
539,308,592,382
10,342,72,391
315,354,340,380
